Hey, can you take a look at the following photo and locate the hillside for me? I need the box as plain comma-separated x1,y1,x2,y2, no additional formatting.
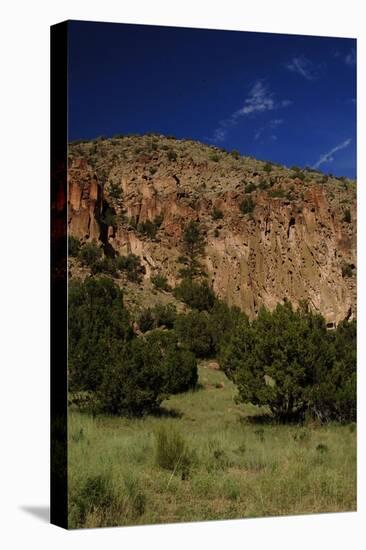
68,134,356,324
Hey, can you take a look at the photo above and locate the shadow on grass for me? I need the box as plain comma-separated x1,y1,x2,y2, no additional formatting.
152,406,183,419
239,414,276,425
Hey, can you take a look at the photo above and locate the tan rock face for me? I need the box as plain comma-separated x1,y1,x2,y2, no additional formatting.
68,135,356,324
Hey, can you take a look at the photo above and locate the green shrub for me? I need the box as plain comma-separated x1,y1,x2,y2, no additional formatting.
123,474,146,518
231,149,240,159
138,308,155,332
240,197,255,214
220,302,356,423
309,319,356,422
209,300,246,356
212,206,224,220
174,279,215,311
155,426,193,475
79,241,103,269
138,304,177,332
258,180,269,190
115,253,145,282
342,263,354,278
268,188,286,198
209,152,220,162
223,479,240,501
175,310,214,358
151,303,177,329
138,220,158,239
151,273,171,291
244,182,256,194
68,278,132,392
167,149,177,161
91,257,118,276
138,214,164,239
263,162,273,173
220,302,331,422
68,235,81,257
98,338,167,416
69,474,119,528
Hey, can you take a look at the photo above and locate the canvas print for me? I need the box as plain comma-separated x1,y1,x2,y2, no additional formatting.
51,20,357,529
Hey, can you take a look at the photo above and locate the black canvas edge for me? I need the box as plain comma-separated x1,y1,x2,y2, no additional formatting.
50,20,68,529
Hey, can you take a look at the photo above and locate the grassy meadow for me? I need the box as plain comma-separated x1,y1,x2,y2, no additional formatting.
68,363,356,528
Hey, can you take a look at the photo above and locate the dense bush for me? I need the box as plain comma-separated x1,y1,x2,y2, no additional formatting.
167,149,177,161
69,474,121,528
307,320,356,422
91,256,118,276
155,426,193,475
79,241,103,268
99,330,197,414
146,330,198,394
342,263,354,278
209,153,220,162
258,180,269,190
240,197,255,214
231,150,240,159
138,214,164,239
174,279,215,311
263,162,273,173
68,235,81,257
137,220,158,239
212,206,224,220
68,277,132,392
151,273,171,291
209,300,246,355
220,301,356,423
115,253,145,282
175,310,214,358
244,182,256,194
96,335,170,415
138,304,177,332
137,307,155,332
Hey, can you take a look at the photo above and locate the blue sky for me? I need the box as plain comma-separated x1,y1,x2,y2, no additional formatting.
68,21,356,178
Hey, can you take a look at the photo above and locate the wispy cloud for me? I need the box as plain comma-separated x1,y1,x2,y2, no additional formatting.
254,118,283,141
312,138,352,169
212,82,291,143
345,48,356,66
286,56,315,80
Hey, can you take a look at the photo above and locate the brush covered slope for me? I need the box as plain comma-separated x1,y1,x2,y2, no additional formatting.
68,134,356,324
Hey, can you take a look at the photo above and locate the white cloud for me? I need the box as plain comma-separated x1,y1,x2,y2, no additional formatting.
286,56,315,80
234,81,275,117
312,138,352,169
211,82,290,143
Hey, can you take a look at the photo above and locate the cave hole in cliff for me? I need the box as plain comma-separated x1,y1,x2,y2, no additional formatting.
287,217,296,238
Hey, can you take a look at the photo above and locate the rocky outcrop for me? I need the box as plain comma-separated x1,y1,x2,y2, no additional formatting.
68,135,356,324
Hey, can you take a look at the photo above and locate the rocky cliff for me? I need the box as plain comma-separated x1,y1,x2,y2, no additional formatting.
68,135,356,324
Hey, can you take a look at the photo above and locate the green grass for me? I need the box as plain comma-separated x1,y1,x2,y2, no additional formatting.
68,364,356,528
